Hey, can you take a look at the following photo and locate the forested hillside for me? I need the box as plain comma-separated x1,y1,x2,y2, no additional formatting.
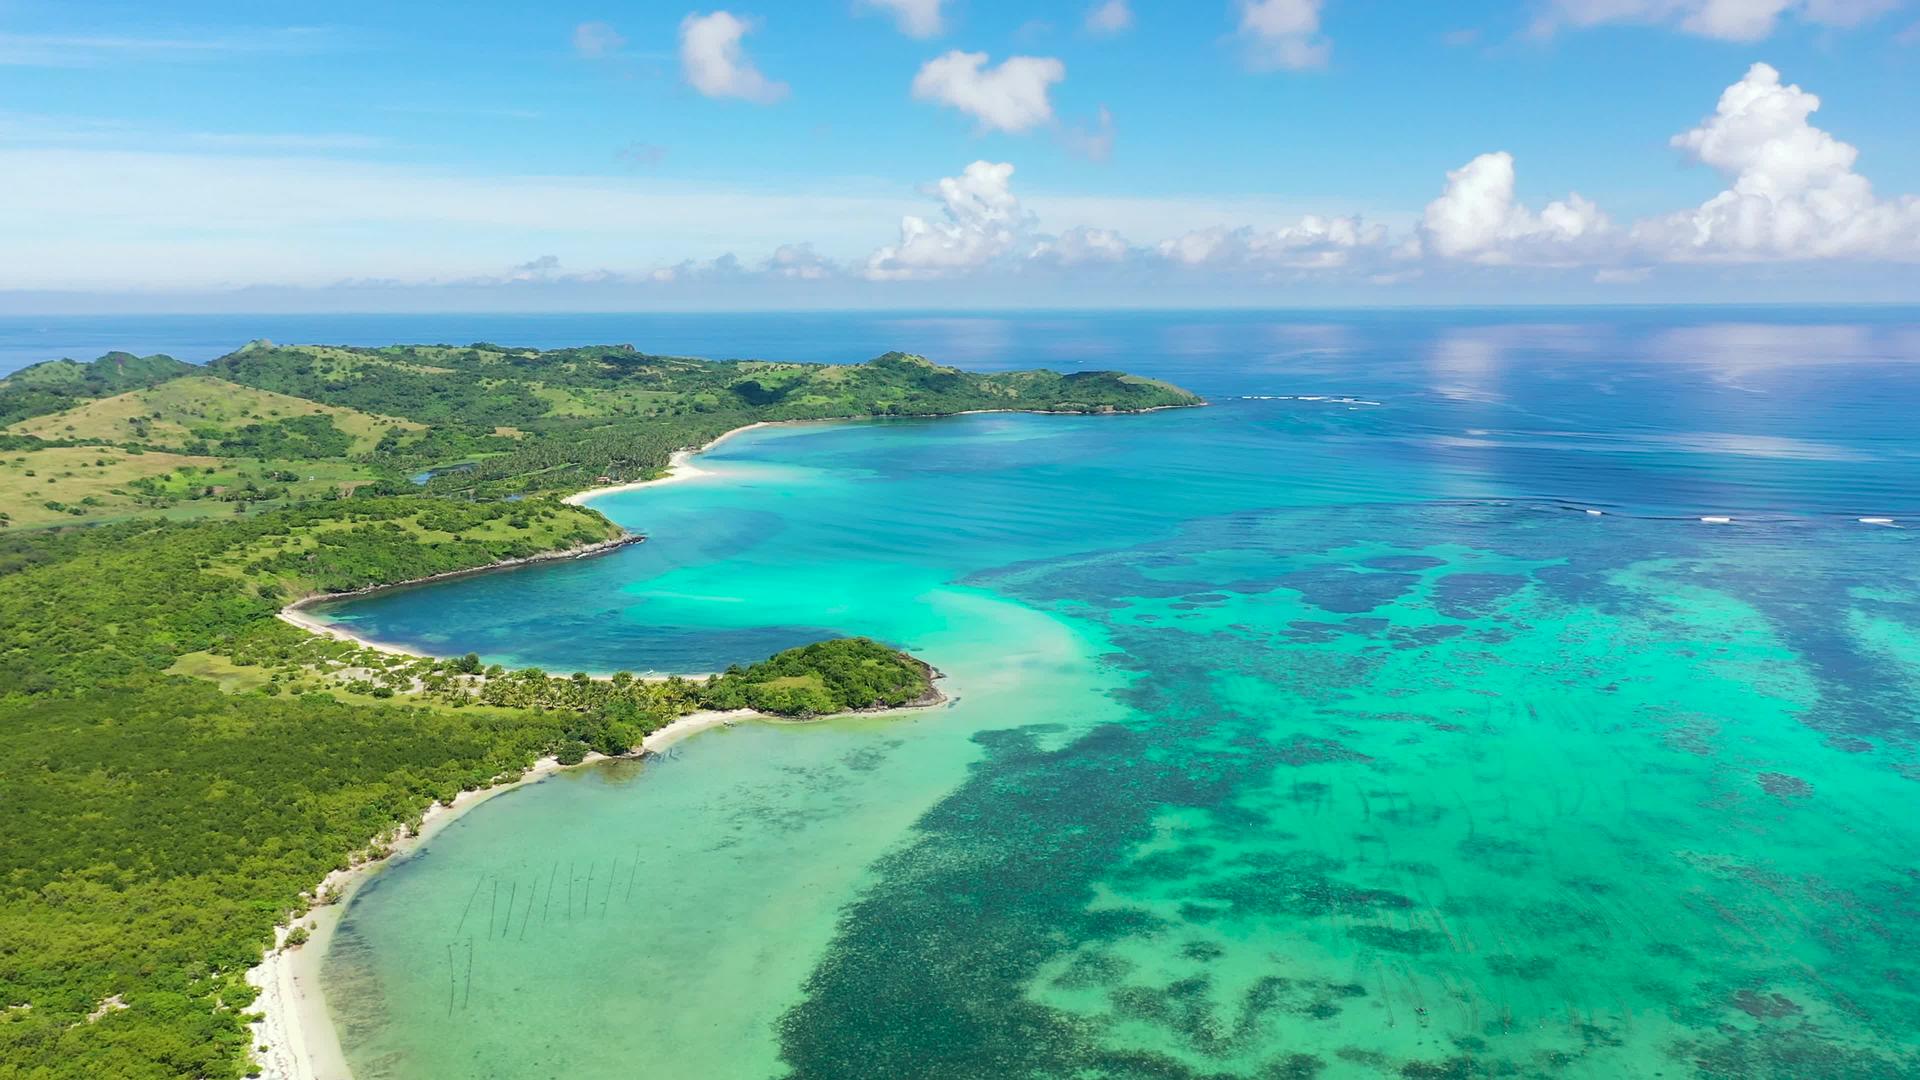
0,501,933,1079
0,340,1197,1078
0,343,1198,526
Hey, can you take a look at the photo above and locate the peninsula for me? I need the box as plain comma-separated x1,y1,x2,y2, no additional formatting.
0,343,1201,1080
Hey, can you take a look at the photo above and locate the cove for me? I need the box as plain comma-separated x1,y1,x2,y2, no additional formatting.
313,343,1920,1077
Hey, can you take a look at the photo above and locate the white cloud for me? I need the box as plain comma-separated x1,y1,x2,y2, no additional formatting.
1421,151,1610,264
679,12,788,104
1060,106,1116,162
1633,62,1920,260
1157,216,1388,270
859,0,948,38
767,243,837,279
867,161,1033,278
1235,0,1331,70
1532,0,1900,40
911,51,1065,133
1085,0,1135,34
1034,225,1131,264
11,62,1918,298
571,21,626,59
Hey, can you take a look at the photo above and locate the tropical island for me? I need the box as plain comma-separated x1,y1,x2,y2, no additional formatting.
0,342,1201,1079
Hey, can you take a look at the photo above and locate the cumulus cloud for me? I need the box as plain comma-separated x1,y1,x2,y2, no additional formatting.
859,0,948,37
867,161,1391,280
1157,216,1389,270
1085,0,1135,34
1421,151,1610,264
866,160,1034,278
767,242,837,279
571,21,626,59
1532,0,1900,40
1633,62,1920,260
679,12,787,104
1033,225,1132,265
15,62,1917,298
1236,0,1331,70
911,51,1065,133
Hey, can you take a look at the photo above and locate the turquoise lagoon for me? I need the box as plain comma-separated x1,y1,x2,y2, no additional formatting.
311,315,1920,1079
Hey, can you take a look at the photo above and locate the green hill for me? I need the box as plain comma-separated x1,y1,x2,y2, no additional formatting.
206,343,1205,498
6,375,423,456
0,337,1198,1078
0,352,195,426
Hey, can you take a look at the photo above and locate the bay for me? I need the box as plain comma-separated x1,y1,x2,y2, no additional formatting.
274,310,1920,1077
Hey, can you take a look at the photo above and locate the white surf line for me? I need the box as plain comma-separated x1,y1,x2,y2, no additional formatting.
1699,516,1736,525
1858,517,1901,528
1237,394,1381,406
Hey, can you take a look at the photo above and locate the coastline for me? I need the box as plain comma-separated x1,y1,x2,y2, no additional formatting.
246,402,1165,1080
246,707,758,1080
559,403,1203,507
560,418,773,505
275,533,644,660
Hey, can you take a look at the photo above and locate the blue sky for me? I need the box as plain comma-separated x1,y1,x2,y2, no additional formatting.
2,0,1918,310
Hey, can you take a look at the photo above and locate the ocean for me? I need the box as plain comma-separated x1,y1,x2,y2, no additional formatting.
24,310,1920,1077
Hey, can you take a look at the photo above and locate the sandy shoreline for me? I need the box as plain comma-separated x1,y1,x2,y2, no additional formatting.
246,404,1165,1079
246,708,753,1080
559,404,1202,507
560,418,777,505
277,605,435,658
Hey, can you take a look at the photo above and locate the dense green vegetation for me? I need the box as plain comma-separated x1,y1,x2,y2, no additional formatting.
0,340,1195,1078
1,344,1198,524
0,500,934,1079
0,352,194,427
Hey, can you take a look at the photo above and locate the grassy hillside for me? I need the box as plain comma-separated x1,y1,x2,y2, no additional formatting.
6,376,422,456
203,342,1204,499
0,446,224,528
0,343,1201,526
0,352,195,426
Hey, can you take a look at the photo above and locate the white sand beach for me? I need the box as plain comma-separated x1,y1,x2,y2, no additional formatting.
246,709,754,1080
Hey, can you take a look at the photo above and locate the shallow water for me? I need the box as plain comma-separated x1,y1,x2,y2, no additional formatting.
316,312,1920,1079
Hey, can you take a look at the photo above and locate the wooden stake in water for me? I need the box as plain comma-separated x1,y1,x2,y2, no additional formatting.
454,875,484,936
502,880,518,939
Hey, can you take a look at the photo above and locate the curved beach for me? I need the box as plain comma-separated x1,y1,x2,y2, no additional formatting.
246,708,753,1080
248,423,820,1080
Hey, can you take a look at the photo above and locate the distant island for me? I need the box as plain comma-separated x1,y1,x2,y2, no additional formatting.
0,343,1201,1080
